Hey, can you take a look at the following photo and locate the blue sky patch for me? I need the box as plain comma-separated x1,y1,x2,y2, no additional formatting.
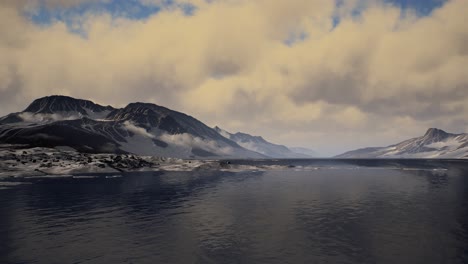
27,0,447,36
385,0,447,16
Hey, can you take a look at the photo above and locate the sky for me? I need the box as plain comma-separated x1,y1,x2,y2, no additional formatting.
0,0,467,156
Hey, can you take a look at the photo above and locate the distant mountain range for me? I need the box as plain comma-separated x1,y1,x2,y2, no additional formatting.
2,96,466,159
0,95,314,159
336,128,468,159
213,126,313,158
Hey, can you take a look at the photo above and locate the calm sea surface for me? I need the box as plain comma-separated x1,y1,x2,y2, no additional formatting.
1,160,468,264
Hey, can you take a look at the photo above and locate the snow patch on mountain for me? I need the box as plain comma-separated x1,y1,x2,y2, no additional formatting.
426,137,461,150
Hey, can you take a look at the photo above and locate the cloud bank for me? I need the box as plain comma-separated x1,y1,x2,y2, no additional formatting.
123,121,155,138
18,112,81,123
0,0,467,155
159,133,233,155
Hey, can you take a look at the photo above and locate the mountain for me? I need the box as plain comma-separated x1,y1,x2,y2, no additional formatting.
336,128,468,159
288,147,318,157
24,96,115,116
213,126,314,158
0,95,266,159
0,96,114,125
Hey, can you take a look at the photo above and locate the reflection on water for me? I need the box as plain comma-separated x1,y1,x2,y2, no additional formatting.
1,161,468,264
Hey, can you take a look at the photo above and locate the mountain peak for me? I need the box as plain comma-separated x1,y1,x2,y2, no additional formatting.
24,95,114,114
126,102,159,108
424,128,448,138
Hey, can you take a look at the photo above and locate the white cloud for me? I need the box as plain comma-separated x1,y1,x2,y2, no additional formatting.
159,133,233,154
123,121,155,138
18,112,81,122
1,0,467,155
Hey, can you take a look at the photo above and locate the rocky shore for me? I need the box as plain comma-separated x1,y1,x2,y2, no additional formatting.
0,145,293,179
0,145,216,178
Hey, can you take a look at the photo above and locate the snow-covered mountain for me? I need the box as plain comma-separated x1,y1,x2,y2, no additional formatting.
213,126,314,158
0,95,266,159
336,128,468,159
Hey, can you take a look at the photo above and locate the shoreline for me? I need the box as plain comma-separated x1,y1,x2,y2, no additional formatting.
0,145,291,179
1,145,466,181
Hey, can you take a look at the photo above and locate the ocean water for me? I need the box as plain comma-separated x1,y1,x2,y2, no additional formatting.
1,160,468,264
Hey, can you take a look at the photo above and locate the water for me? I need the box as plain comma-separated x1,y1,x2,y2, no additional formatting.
1,160,468,264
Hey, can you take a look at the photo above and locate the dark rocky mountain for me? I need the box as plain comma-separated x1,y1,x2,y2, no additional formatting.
24,95,115,115
0,117,125,153
336,128,468,159
0,95,265,158
214,126,314,158
0,95,115,125
108,103,238,147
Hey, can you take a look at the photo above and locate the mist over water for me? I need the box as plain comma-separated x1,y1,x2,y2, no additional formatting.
1,160,468,263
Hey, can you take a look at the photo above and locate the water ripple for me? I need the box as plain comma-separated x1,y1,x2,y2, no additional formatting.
1,164,468,263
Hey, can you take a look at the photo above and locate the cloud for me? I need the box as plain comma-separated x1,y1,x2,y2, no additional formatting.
159,133,233,154
18,112,81,122
332,107,368,127
2,0,106,12
0,0,467,155
123,121,155,138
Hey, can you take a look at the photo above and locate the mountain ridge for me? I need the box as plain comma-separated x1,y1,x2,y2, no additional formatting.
25,95,115,114
336,128,468,159
213,126,315,158
0,95,267,158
